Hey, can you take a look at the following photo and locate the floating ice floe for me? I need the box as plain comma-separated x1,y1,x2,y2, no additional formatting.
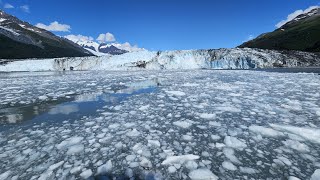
249,125,284,137
162,154,200,165
173,120,194,129
56,136,84,150
282,139,310,153
311,169,320,180
188,169,218,180
165,90,186,97
126,128,141,137
222,161,237,171
270,124,320,144
224,136,247,150
199,113,216,119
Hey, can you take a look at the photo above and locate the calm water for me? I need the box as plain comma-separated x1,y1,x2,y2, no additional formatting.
0,83,157,128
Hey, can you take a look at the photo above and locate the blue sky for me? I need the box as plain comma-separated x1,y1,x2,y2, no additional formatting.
1,0,320,50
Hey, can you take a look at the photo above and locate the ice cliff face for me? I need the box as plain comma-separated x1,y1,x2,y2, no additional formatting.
1,48,320,71
100,48,320,70
150,48,320,69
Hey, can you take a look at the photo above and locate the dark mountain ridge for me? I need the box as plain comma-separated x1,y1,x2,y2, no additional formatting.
0,10,93,59
239,7,320,52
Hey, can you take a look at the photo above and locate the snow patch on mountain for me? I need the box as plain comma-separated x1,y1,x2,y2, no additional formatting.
106,42,145,52
0,18,7,22
276,6,319,28
0,25,19,36
84,48,109,57
64,35,99,52
64,34,144,55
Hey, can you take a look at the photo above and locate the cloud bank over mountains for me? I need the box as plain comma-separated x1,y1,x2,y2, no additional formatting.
276,5,319,28
64,33,144,53
36,21,71,32
34,20,143,52
2,2,30,13
97,32,116,43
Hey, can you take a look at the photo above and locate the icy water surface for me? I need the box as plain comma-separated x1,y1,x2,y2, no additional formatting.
254,67,320,74
0,70,320,180
0,78,157,127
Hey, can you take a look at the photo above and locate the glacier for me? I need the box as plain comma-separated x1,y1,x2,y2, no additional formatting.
1,48,319,72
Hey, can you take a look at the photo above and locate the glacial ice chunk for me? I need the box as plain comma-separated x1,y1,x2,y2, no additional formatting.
173,120,194,129
311,169,320,180
140,157,152,168
162,154,200,165
223,148,241,164
185,161,198,170
148,140,161,147
166,91,186,97
239,167,258,174
188,169,218,180
282,139,310,152
224,136,247,150
270,124,320,144
97,160,112,175
249,125,284,137
0,171,11,179
199,113,216,119
126,129,140,137
168,166,177,173
80,169,93,179
66,144,84,155
211,135,221,141
56,136,84,150
222,161,237,171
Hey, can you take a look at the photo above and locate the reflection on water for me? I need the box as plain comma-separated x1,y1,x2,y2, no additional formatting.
5,114,23,124
0,71,82,78
0,79,159,126
48,104,79,115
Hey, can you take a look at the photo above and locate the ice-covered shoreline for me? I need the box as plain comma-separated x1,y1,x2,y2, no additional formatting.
1,48,319,72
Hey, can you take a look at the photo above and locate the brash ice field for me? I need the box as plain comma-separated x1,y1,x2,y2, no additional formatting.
0,70,320,179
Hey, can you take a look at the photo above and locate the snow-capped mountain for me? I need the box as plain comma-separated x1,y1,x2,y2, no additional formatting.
239,7,320,52
64,38,128,56
0,10,93,59
76,40,100,53
64,35,144,56
98,44,128,55
282,7,320,28
105,42,145,52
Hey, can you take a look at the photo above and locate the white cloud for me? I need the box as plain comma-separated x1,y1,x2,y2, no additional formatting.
20,5,30,13
247,34,255,41
115,42,144,52
64,34,94,43
276,5,319,28
4,3,14,9
96,32,116,43
66,34,144,52
36,21,71,32
48,104,79,115
242,34,255,43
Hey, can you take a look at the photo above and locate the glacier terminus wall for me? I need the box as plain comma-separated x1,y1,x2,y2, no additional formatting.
0,48,320,72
